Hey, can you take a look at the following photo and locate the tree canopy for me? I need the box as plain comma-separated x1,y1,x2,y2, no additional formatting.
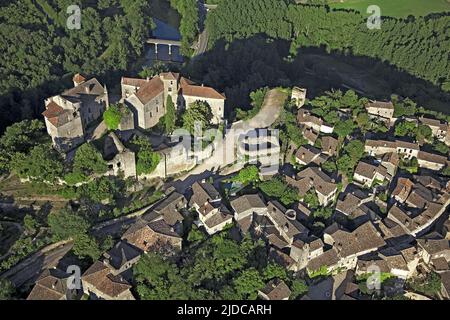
182,101,214,135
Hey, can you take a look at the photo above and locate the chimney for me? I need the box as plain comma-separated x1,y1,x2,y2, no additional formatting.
73,73,86,87
146,77,150,82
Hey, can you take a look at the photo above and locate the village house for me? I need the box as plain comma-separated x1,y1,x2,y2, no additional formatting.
143,191,187,235
42,74,109,152
258,279,291,300
230,193,267,222
81,261,135,300
291,87,307,108
441,219,450,240
416,237,450,265
189,181,233,235
286,167,338,206
294,145,324,166
102,240,142,278
387,195,450,237
335,190,376,226
27,268,81,300
365,139,419,160
353,161,391,188
301,127,319,146
122,218,183,254
391,178,415,203
417,151,448,171
297,109,334,134
264,201,308,246
308,222,387,274
356,246,418,280
365,100,395,122
440,271,450,299
121,73,225,130
380,152,400,177
321,136,339,156
419,116,448,140
289,237,325,270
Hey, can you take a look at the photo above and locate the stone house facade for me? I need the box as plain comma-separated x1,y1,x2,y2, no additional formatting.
42,74,108,152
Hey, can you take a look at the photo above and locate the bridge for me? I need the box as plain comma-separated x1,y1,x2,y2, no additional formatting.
146,38,182,55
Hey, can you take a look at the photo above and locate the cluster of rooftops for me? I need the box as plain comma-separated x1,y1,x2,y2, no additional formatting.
26,84,450,300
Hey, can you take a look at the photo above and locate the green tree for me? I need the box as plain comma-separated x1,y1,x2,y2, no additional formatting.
133,137,161,175
233,165,259,184
73,143,108,176
259,177,299,206
103,104,123,130
233,268,265,300
0,278,14,300
344,140,365,162
290,279,308,300
337,154,356,178
182,101,213,134
263,263,288,281
321,159,337,174
433,141,449,155
47,208,100,261
394,121,417,137
163,95,177,134
11,145,63,183
416,125,432,141
187,225,206,243
334,119,355,138
303,190,319,209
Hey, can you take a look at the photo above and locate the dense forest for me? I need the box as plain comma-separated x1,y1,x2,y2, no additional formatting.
0,0,154,132
205,0,450,92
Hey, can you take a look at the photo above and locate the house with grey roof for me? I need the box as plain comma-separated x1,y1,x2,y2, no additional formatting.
81,261,134,300
286,167,338,206
365,100,395,123
308,222,386,274
258,279,291,300
353,161,391,188
189,181,233,235
27,268,81,300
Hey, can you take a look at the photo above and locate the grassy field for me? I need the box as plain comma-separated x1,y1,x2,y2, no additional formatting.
329,0,450,18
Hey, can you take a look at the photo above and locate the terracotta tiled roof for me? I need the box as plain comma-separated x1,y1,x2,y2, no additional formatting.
189,181,221,208
392,178,414,202
160,72,180,81
82,261,131,298
180,77,225,100
259,279,291,300
73,73,86,85
27,269,69,300
121,77,148,87
354,161,388,180
42,101,70,127
321,136,339,155
135,76,164,105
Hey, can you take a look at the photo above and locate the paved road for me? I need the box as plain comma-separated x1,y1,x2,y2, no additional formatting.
172,89,288,193
194,29,209,56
